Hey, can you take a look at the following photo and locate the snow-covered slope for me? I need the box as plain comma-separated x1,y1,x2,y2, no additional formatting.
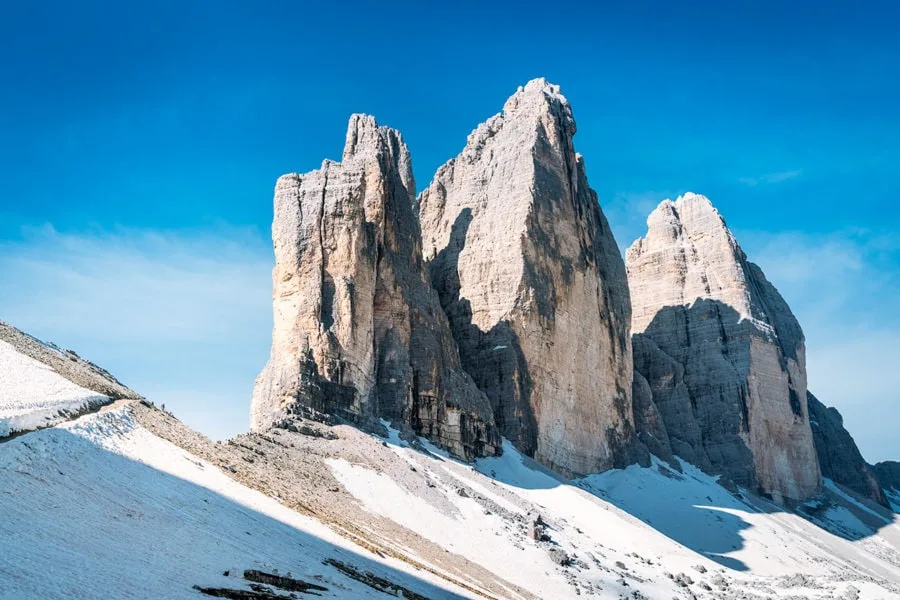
329,434,900,599
1,341,897,600
0,407,480,599
0,322,139,438
2,402,898,599
0,339,109,437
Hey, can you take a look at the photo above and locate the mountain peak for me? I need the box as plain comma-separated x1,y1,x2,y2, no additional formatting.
628,194,820,503
418,80,636,477
501,78,575,133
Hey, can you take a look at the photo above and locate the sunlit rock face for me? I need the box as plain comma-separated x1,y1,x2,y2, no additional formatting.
418,79,638,477
627,193,822,504
251,114,499,461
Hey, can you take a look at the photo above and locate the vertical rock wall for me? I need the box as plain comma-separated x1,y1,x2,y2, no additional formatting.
627,193,821,503
251,115,499,460
418,79,637,476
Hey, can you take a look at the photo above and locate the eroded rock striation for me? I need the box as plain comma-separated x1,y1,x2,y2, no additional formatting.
627,193,822,503
807,391,887,506
418,79,637,477
251,115,500,460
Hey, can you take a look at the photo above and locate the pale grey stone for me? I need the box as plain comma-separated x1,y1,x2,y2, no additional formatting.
251,115,500,461
418,79,636,477
627,193,821,503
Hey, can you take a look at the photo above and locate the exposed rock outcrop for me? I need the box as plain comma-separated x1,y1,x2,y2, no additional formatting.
0,321,139,400
418,79,637,477
0,321,141,438
627,193,821,503
251,115,500,460
807,391,888,506
873,461,900,496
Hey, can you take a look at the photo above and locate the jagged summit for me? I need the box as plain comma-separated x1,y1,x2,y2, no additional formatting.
628,192,762,331
418,80,638,477
252,114,500,460
628,193,821,504
502,77,573,120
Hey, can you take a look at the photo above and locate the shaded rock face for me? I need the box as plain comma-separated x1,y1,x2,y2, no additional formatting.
418,79,636,477
807,392,887,506
873,462,900,495
631,369,677,469
251,115,500,461
627,193,822,504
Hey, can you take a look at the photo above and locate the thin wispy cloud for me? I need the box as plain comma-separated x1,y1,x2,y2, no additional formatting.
0,224,274,440
738,169,803,186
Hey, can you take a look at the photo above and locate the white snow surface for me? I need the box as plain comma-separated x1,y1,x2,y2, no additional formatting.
2,401,898,599
0,408,476,599
329,435,900,599
0,340,108,437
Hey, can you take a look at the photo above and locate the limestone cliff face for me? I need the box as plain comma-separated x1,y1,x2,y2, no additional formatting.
251,115,500,460
807,392,887,506
418,79,636,477
627,193,822,503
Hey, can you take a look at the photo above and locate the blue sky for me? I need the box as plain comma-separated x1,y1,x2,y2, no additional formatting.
1,2,897,461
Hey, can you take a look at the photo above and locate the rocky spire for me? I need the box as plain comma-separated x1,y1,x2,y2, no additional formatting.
627,192,822,504
251,114,500,461
418,79,639,477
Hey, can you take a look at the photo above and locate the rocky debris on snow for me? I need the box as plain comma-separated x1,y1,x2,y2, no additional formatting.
529,514,548,541
194,569,328,599
323,558,429,600
418,78,639,477
0,322,142,438
250,114,500,461
192,584,294,599
242,569,328,594
132,401,536,600
627,193,821,504
807,391,888,506
547,546,571,567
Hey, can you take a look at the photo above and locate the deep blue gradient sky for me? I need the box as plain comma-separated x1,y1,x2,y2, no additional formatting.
1,2,897,461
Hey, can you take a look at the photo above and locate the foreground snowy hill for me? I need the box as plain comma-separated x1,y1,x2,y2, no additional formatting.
0,405,484,599
0,321,138,437
3,398,897,599
1,326,898,599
